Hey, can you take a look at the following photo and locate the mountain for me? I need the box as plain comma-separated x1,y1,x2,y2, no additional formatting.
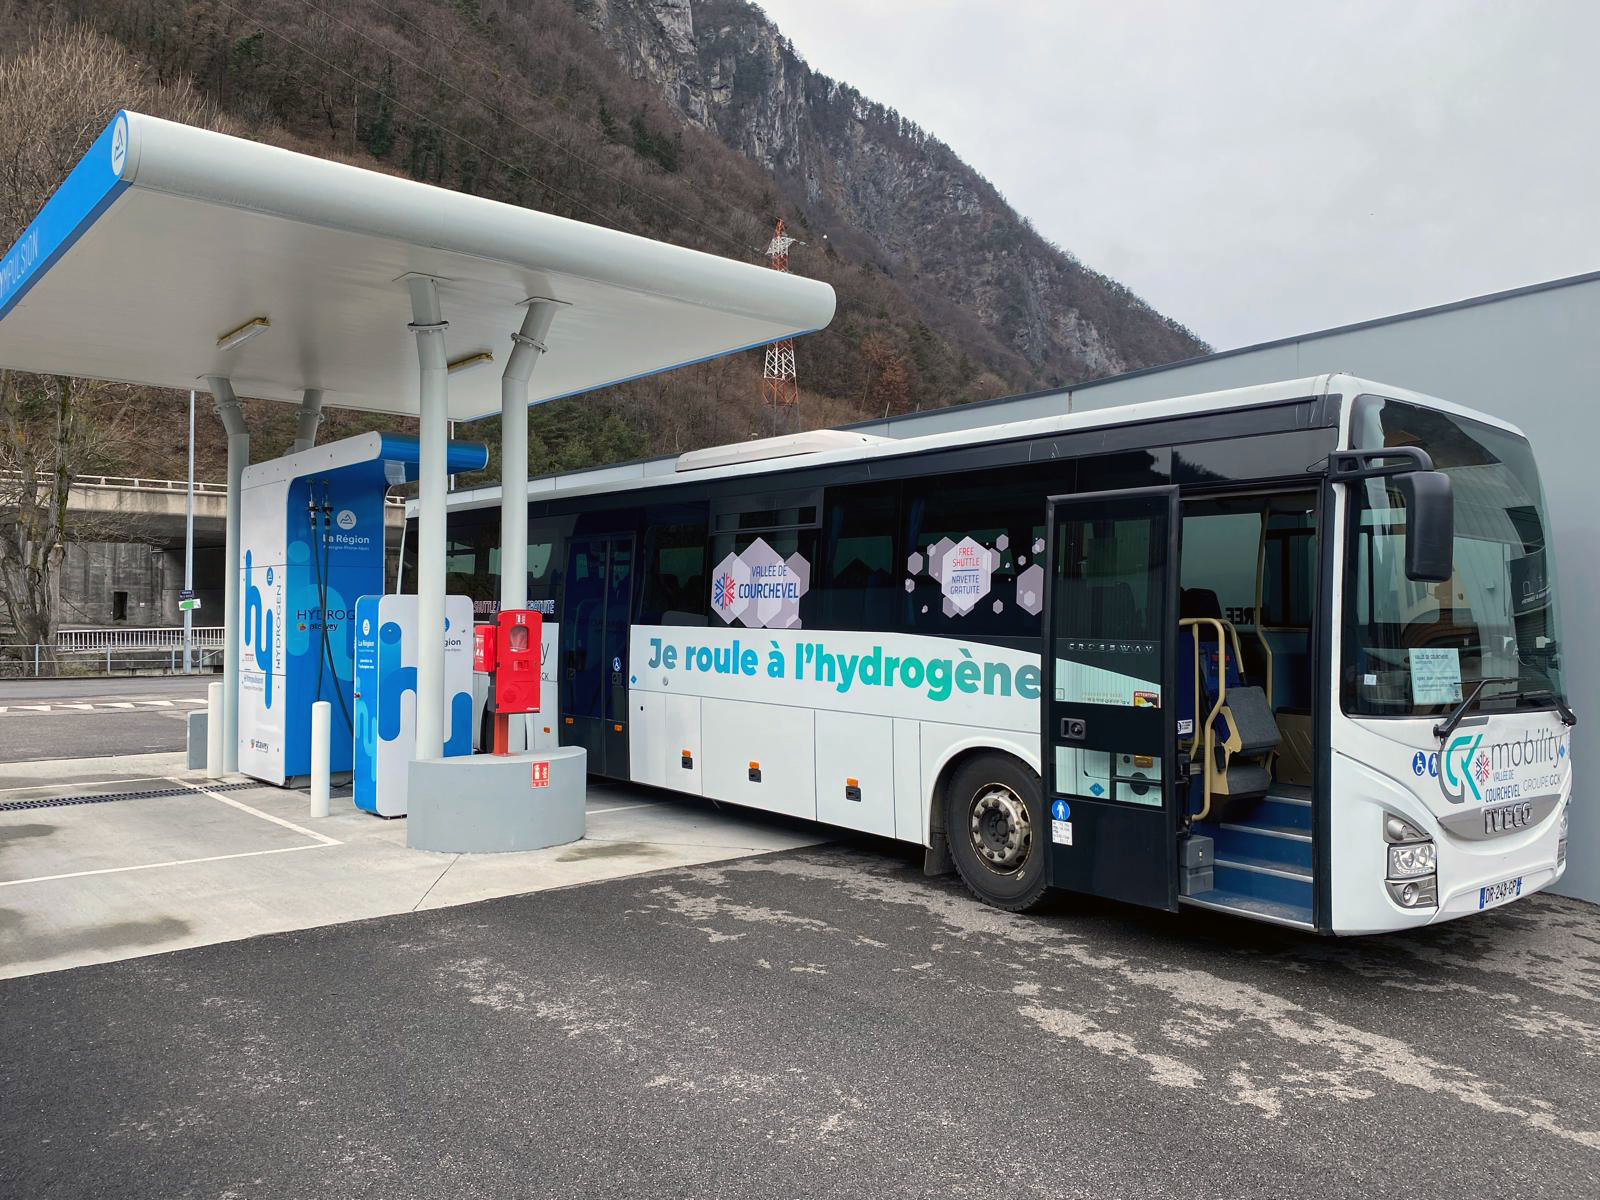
590,0,1204,384
0,0,1206,484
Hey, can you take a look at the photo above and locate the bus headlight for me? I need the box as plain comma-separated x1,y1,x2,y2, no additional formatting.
1384,813,1438,908
1558,806,1569,867
1387,842,1437,879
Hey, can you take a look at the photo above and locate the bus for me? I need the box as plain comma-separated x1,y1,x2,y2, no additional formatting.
408,373,1574,935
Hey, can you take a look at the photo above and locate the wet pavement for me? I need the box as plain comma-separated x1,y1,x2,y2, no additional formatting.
3,842,1597,1199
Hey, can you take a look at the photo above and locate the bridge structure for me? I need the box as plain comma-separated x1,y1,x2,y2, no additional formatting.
0,472,403,633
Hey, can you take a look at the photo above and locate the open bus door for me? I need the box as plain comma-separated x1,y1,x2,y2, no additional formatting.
1042,487,1181,911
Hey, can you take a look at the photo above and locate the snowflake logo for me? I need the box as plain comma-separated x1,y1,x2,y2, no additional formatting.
1474,753,1491,786
714,574,737,609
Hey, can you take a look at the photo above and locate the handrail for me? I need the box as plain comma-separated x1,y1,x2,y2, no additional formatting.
1179,616,1233,823
1251,527,1276,712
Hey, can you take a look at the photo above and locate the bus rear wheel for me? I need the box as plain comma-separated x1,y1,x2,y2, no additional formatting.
944,754,1050,912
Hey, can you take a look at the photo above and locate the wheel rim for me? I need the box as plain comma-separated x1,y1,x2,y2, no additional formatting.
967,782,1031,875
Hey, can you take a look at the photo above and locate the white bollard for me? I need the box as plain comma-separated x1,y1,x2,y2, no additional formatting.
206,681,224,779
310,700,331,819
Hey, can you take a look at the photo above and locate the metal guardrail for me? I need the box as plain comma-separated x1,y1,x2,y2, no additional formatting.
0,641,226,678
56,626,225,650
0,470,227,495
3,470,408,504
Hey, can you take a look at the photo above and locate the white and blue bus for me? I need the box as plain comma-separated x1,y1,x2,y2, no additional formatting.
409,374,1574,934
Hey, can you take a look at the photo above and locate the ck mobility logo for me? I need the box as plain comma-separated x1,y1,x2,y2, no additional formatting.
1437,728,1565,805
1439,733,1486,804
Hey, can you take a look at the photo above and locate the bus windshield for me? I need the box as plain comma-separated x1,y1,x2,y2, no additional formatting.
1342,395,1564,718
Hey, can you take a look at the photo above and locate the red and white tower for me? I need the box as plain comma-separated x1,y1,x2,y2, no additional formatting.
761,218,800,431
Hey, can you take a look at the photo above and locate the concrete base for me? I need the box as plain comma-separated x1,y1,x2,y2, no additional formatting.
186,710,208,770
407,747,587,853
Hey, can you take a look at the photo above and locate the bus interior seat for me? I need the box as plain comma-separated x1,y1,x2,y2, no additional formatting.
1178,588,1281,820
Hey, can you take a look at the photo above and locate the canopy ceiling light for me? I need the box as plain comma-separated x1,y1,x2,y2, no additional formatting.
215,316,270,351
447,350,495,374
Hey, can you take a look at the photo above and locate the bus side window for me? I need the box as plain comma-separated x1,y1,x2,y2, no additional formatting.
638,513,709,627
901,471,1048,638
820,483,899,630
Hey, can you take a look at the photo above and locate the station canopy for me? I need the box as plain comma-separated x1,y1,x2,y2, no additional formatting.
0,111,836,420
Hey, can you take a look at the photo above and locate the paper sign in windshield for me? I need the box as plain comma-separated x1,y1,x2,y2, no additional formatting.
1409,647,1463,706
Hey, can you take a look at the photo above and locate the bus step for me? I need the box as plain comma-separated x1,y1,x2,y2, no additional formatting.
1213,857,1313,909
1197,821,1313,872
1256,793,1313,831
1179,888,1314,931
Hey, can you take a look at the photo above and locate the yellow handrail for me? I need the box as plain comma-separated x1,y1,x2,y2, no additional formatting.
1178,616,1233,822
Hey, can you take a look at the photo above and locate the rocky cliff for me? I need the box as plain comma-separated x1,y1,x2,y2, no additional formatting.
585,0,1205,385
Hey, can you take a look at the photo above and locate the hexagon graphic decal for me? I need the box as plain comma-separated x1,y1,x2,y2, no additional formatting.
939,536,993,615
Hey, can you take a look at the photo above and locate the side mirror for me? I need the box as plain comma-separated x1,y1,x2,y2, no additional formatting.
1396,470,1453,582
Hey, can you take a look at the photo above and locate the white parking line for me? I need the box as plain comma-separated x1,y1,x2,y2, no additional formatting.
586,802,662,815
0,842,335,888
166,777,341,846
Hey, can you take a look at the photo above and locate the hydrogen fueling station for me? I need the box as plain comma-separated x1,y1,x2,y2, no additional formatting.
0,110,836,851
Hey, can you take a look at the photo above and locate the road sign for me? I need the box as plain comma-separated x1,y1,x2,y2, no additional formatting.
178,597,202,612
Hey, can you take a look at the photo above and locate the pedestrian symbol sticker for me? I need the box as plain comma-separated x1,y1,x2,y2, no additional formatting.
1052,799,1070,821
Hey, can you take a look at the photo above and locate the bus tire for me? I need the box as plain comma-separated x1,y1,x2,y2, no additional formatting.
943,753,1051,912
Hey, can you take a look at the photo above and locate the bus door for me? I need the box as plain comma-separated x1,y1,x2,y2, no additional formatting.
1042,488,1180,910
560,534,635,777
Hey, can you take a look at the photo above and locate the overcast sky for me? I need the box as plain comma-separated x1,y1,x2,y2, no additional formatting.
754,0,1600,350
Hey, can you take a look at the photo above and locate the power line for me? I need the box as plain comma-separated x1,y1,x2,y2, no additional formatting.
214,0,633,236
345,0,761,259
297,0,757,259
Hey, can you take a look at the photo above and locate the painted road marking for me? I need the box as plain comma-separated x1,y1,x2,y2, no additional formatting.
0,697,207,715
0,843,336,889
166,778,342,846
0,781,344,888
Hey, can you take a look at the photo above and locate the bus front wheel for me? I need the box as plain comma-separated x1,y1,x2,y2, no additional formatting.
944,754,1050,912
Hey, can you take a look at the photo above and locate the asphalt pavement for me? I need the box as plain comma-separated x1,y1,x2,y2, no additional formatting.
0,674,207,762
4,842,1598,1199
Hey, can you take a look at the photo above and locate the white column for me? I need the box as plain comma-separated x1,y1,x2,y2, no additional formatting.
408,276,450,761
291,388,324,453
310,700,331,818
183,388,195,673
206,680,224,779
499,300,563,612
209,376,248,775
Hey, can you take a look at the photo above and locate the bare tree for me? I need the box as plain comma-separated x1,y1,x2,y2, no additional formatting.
0,25,228,659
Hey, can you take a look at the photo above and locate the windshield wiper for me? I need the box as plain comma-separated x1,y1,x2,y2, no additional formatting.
1517,688,1577,728
1434,678,1576,741
1433,677,1516,743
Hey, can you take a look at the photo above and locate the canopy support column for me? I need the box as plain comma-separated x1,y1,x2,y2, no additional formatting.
290,388,324,453
209,376,248,775
498,299,563,612
407,276,450,762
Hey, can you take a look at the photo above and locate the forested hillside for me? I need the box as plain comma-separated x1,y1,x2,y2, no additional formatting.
0,0,1206,484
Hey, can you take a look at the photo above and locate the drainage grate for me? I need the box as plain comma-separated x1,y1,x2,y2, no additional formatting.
0,781,258,813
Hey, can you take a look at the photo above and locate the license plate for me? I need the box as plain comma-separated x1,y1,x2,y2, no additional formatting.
1479,877,1523,909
